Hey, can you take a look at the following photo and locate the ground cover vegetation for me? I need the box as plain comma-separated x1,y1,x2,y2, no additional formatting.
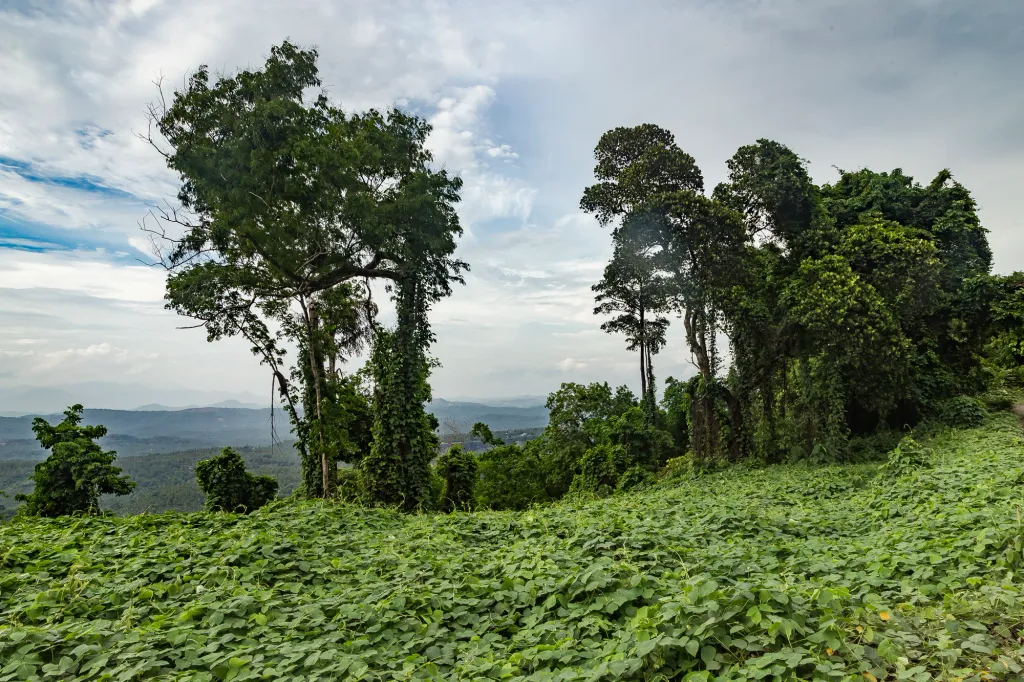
2,414,1024,680
2,39,1024,680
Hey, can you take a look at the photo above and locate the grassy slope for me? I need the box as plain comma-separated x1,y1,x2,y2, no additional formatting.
1,415,1024,681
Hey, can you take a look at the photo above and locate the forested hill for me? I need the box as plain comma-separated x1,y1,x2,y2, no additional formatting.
0,400,550,460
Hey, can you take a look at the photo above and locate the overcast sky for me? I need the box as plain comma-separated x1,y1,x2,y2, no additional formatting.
1,0,1022,406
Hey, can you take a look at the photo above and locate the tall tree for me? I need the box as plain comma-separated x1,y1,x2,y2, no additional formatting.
592,215,670,404
583,124,748,464
147,41,466,498
16,406,135,517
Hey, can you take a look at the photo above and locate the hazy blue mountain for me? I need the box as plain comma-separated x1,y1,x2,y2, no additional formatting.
0,400,549,461
427,398,549,431
0,382,270,414
446,395,548,408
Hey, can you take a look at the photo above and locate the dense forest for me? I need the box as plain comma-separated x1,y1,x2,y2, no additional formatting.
2,39,1024,681
123,40,1021,514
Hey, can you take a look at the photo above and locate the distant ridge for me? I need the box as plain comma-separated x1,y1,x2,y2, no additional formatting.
0,399,549,460
132,399,265,411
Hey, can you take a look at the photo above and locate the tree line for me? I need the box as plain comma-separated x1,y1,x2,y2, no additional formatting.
5,40,1021,519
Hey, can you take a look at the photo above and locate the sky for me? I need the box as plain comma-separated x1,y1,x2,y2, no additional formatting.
1,0,1022,407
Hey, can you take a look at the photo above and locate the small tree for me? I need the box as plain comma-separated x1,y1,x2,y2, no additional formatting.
434,444,477,513
470,422,504,447
196,448,279,513
16,405,135,517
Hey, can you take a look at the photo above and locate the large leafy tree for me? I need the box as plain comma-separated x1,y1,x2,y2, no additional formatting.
147,41,466,498
16,406,135,517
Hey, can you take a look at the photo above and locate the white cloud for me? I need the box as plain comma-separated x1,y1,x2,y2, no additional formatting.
1,0,1022,402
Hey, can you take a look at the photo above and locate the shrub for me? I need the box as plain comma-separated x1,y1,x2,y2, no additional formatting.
847,429,905,462
435,445,477,512
980,388,1017,412
609,406,673,470
934,396,987,428
570,444,620,496
476,443,547,511
616,465,655,492
195,447,279,513
336,466,363,503
659,454,694,481
879,436,931,479
16,405,135,517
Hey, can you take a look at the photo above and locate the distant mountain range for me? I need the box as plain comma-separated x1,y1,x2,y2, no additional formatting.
0,382,270,415
0,399,549,460
133,400,266,411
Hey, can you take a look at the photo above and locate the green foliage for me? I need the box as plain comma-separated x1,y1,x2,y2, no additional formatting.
609,406,672,470
3,416,1024,679
934,395,988,429
474,442,547,511
195,447,279,513
985,271,1024,370
878,436,931,480
469,422,504,447
570,443,620,496
660,376,691,457
980,388,1017,412
434,445,477,513
15,405,134,518
361,276,444,513
334,467,364,504
542,382,637,497
616,464,655,492
153,41,466,499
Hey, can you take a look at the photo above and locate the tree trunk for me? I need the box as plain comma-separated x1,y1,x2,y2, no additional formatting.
639,308,647,398
303,297,332,499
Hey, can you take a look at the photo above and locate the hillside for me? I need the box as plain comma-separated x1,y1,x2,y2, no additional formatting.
2,414,1023,680
0,425,543,518
0,402,549,460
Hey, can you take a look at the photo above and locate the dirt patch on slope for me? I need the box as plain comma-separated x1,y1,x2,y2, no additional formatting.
1015,403,1024,430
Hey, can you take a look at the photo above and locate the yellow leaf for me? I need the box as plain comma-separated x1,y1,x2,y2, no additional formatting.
878,611,890,621
862,673,878,682
826,648,834,655
856,626,864,633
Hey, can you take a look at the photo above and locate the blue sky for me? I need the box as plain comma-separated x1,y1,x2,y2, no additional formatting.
1,0,1022,407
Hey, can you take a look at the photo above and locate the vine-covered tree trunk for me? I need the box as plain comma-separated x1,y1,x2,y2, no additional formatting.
362,277,437,511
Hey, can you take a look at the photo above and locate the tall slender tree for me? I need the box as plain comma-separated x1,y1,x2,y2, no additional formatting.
592,215,671,405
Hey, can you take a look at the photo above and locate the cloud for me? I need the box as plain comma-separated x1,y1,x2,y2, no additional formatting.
1,0,1022,402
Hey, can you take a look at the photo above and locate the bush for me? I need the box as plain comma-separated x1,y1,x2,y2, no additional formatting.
570,444,620,496
196,448,279,513
659,454,694,481
616,465,655,492
435,445,477,512
879,436,931,480
847,429,905,462
934,396,987,428
336,467,363,503
980,388,1017,412
476,443,547,511
609,406,673,470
